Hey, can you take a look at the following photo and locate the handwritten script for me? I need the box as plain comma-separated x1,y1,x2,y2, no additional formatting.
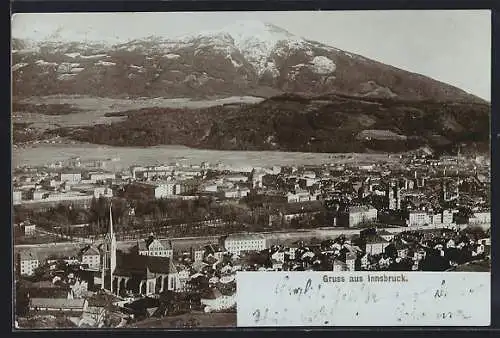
236,272,490,326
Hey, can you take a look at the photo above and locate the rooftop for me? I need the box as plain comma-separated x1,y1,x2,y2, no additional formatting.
80,245,100,256
30,298,86,310
114,252,176,277
365,234,389,244
19,250,38,261
282,201,325,215
348,205,376,213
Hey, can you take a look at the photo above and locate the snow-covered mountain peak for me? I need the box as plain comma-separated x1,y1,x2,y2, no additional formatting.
220,20,296,41
183,20,308,75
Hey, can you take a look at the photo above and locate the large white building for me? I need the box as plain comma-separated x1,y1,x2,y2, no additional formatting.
89,172,116,183
93,187,113,199
13,190,22,203
79,245,101,270
286,191,315,203
130,165,173,179
23,222,36,237
365,235,390,255
407,211,429,227
347,205,378,228
128,182,178,199
60,172,82,184
223,188,250,199
469,211,491,225
19,251,39,276
155,183,177,198
224,233,267,255
407,210,455,227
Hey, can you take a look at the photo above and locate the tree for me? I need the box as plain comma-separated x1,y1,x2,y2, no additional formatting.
15,281,29,316
97,196,108,221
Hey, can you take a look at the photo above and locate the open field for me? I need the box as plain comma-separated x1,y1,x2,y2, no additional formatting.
16,315,77,329
14,231,69,246
13,143,399,170
128,312,236,328
12,95,264,130
451,259,491,272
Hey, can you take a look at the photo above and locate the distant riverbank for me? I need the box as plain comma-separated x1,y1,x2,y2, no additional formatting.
13,143,397,170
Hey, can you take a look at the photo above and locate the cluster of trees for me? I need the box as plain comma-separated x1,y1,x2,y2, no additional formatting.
54,107,217,147
13,103,84,116
39,93,490,155
15,195,339,241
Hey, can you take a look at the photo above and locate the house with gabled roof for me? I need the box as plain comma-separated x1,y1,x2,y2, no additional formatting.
364,234,390,255
79,245,101,270
29,298,88,315
333,259,348,272
134,235,173,258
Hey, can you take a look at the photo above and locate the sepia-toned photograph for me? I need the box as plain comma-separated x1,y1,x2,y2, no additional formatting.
11,10,491,329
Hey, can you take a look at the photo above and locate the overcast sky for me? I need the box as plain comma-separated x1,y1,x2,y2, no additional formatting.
12,11,491,101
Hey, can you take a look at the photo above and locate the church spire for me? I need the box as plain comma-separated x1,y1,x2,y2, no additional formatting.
102,200,117,293
109,203,114,238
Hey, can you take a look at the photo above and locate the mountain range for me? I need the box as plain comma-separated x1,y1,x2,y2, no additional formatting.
12,21,485,102
12,21,490,155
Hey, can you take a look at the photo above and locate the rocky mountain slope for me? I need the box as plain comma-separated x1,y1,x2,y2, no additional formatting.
46,93,490,154
12,21,484,102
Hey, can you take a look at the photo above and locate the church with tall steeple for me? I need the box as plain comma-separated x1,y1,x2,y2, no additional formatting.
101,204,117,292
99,201,180,296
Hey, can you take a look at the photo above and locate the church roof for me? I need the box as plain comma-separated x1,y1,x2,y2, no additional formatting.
79,245,100,256
114,252,177,278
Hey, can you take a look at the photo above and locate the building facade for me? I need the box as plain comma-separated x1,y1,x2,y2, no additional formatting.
60,172,82,184
347,205,378,228
364,235,390,255
79,245,101,270
224,234,267,255
19,251,39,276
137,236,174,258
469,211,491,224
407,211,429,227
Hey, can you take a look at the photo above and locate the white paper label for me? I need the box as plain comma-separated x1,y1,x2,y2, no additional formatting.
236,272,490,326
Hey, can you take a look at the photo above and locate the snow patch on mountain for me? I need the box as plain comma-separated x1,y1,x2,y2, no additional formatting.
184,20,308,76
226,54,242,68
71,67,85,73
129,64,144,71
57,63,81,73
309,56,336,74
12,63,29,71
65,52,81,58
36,60,58,67
80,54,108,59
95,60,116,67
359,80,397,98
165,53,180,60
57,73,78,81
262,61,280,78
